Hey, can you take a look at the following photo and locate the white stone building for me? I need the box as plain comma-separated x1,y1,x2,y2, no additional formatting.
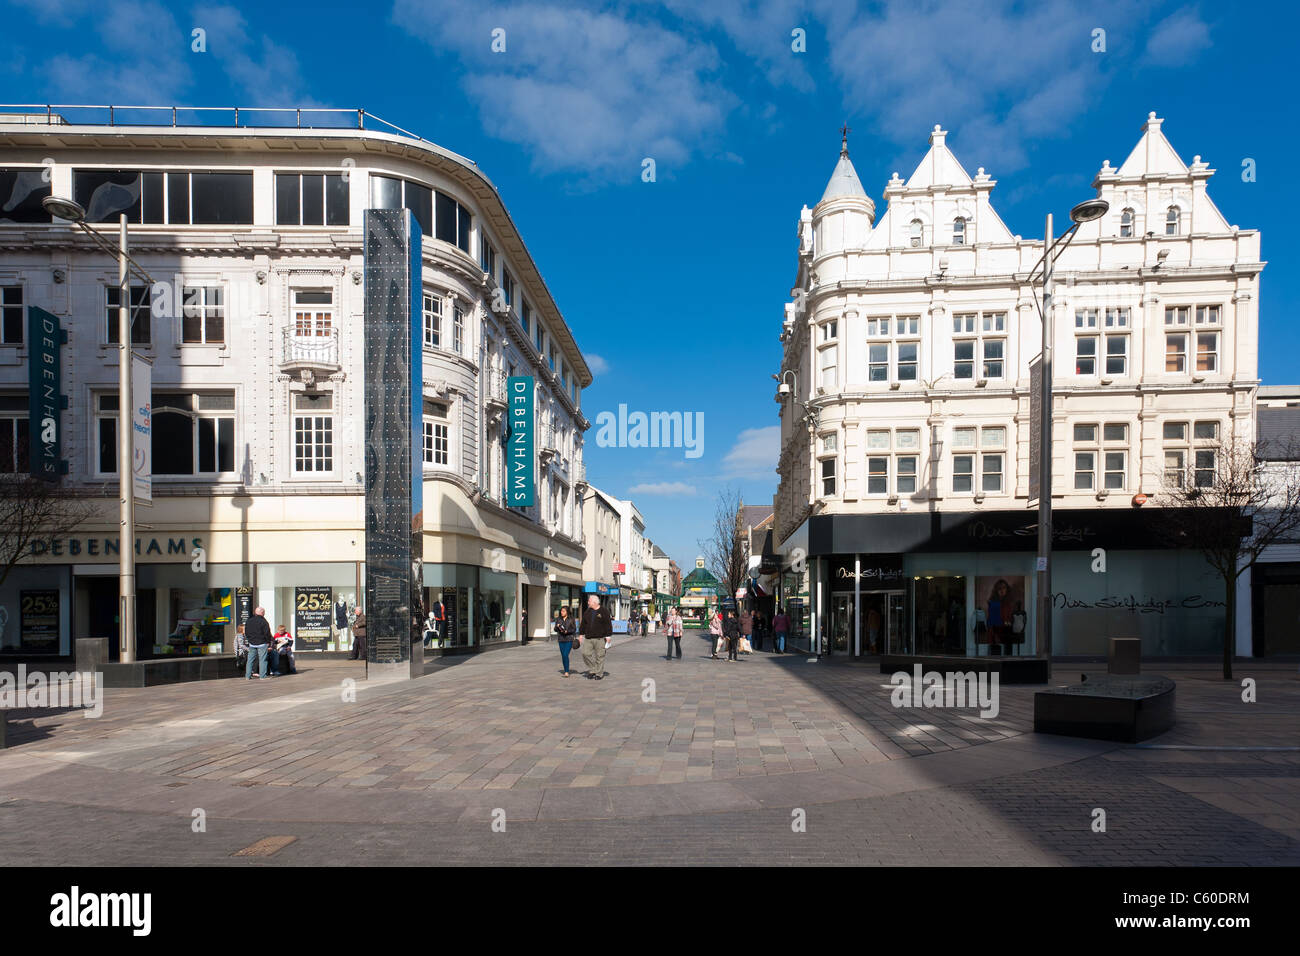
775,114,1264,659
0,108,591,658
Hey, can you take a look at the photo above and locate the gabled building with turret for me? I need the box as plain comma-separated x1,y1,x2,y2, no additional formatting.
774,115,1264,660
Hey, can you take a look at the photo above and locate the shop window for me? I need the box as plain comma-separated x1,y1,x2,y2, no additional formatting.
181,285,224,344
1,285,23,344
0,168,52,223
105,285,151,345
293,392,334,474
0,397,30,473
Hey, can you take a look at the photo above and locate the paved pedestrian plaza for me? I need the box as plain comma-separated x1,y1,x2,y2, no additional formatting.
1,630,1297,865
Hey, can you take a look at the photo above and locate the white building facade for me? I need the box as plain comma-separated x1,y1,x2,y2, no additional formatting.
0,109,591,658
776,115,1263,659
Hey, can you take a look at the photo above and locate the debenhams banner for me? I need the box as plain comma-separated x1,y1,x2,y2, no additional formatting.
25,535,204,562
27,306,67,481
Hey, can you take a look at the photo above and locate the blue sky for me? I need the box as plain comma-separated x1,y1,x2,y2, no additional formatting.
2,0,1295,572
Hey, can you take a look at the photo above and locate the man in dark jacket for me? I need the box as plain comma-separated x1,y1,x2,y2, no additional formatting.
723,610,742,662
244,607,273,680
579,595,613,679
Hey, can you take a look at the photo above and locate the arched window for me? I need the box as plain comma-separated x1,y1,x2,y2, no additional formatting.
1120,208,1134,238
1165,206,1180,236
909,218,923,248
953,217,966,245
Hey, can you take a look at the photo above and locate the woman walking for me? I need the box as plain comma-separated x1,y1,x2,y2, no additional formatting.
709,609,724,659
739,608,754,654
665,607,683,660
554,605,576,676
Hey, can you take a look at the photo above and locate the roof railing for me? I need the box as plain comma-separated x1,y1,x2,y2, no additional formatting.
0,104,459,158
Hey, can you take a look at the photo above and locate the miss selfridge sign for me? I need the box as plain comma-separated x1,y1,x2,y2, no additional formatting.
28,306,68,481
507,376,535,507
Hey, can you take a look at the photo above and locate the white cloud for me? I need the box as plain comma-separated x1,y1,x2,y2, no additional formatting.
393,0,736,182
628,481,697,496
1144,7,1211,65
43,0,192,103
722,425,779,475
192,4,315,105
585,353,611,376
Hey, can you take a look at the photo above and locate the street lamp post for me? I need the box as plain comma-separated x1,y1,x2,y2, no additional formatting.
43,197,156,663
1030,198,1109,680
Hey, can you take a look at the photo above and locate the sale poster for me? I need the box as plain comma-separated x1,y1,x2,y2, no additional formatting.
21,589,60,652
294,586,333,651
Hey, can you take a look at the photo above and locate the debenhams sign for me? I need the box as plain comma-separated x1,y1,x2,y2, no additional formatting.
27,536,204,562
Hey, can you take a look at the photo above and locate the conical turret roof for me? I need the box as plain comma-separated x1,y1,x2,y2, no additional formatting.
820,129,866,203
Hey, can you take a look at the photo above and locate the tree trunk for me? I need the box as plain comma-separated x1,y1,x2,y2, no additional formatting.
1223,572,1236,681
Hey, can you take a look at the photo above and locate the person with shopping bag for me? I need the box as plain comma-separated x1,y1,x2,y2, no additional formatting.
709,609,724,659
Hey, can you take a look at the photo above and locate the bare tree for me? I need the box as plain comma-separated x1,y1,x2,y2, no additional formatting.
699,485,748,600
0,478,95,592
1158,436,1300,679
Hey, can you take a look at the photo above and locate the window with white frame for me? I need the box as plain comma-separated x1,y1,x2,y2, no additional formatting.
866,315,920,382
952,217,966,245
181,285,225,344
1120,208,1134,238
423,400,450,468
1190,420,1221,488
1075,308,1128,376
820,457,836,496
105,284,151,345
953,312,1005,379
951,425,1005,494
292,289,332,338
422,291,441,348
1073,422,1128,491
93,393,119,475
818,345,837,389
820,319,838,342
864,427,922,490
149,391,236,476
453,306,464,354
0,396,30,472
1165,332,1188,372
1,286,23,345
1173,420,1221,489
1162,421,1187,488
1165,206,1180,235
818,433,837,496
292,392,334,474
909,218,923,247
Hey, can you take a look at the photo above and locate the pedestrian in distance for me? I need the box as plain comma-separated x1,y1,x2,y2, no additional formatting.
740,608,754,654
665,607,683,660
772,607,790,654
554,605,576,677
350,607,367,661
709,609,724,659
244,607,273,680
723,609,742,661
579,595,613,679
751,610,765,652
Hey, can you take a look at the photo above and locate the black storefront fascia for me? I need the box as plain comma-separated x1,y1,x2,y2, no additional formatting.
805,507,1245,556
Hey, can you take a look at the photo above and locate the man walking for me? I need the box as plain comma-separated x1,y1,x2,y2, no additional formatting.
579,594,613,679
244,606,273,680
349,607,367,661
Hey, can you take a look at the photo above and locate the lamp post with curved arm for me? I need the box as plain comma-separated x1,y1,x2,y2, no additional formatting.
43,197,157,664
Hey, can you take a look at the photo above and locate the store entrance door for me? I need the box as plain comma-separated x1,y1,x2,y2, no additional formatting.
85,578,119,660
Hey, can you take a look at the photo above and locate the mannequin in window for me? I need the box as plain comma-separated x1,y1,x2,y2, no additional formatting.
335,594,351,650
